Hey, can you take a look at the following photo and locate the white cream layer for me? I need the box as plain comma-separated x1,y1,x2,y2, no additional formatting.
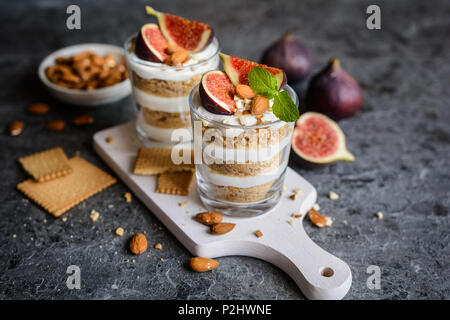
137,116,192,143
134,87,190,113
200,164,285,188
128,38,219,82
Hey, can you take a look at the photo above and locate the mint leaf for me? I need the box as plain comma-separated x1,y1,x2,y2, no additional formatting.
248,66,278,99
272,90,299,122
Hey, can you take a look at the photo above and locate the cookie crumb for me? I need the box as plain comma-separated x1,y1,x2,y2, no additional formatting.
292,213,303,218
90,210,100,222
328,191,339,200
178,201,189,207
312,203,320,211
115,227,124,236
124,192,132,203
62,217,67,222
293,188,303,195
158,226,163,231
154,243,162,250
254,230,263,238
325,216,333,226
288,219,294,226
105,136,114,143
12,234,16,238
108,204,114,209
375,212,383,220
160,258,164,262
282,184,288,192
289,194,297,200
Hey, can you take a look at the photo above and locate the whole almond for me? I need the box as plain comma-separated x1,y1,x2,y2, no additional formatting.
210,222,235,235
308,209,332,228
166,43,184,55
250,95,269,115
45,120,65,131
9,121,24,136
235,84,256,99
189,257,219,272
72,115,94,126
129,233,147,255
27,103,50,115
169,50,189,66
195,212,223,226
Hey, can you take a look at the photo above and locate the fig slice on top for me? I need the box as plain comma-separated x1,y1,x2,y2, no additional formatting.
135,23,169,63
146,6,214,52
199,70,236,115
219,53,286,90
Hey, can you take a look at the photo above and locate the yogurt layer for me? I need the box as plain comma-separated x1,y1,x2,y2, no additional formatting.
134,87,190,113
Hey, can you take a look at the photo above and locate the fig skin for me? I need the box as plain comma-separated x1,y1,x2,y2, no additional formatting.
261,31,313,83
306,58,363,120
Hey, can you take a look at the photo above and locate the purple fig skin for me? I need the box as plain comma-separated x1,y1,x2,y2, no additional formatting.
135,30,162,62
306,58,363,120
199,81,234,115
261,31,313,83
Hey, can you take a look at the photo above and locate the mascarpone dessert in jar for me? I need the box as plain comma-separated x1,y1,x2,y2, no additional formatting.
124,6,219,146
189,54,299,216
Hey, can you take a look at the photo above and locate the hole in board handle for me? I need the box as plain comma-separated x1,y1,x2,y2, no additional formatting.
320,267,334,277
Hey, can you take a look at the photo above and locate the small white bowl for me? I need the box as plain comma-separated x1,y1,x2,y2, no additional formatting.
38,43,132,107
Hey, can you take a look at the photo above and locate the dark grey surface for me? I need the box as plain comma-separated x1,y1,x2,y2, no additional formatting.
0,0,449,300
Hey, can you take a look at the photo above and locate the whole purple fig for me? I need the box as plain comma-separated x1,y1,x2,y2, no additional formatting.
306,58,363,120
261,31,313,83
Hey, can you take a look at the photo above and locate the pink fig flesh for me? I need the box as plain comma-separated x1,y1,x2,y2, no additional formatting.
199,70,236,115
135,24,169,63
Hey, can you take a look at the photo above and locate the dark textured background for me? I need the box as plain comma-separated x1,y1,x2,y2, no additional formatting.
0,0,449,300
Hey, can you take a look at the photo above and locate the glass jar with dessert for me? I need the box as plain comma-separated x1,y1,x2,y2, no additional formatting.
124,6,219,146
189,54,300,216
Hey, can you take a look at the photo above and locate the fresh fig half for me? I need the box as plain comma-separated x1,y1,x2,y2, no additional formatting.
219,53,286,90
199,70,236,115
146,6,214,52
135,23,169,63
292,112,354,166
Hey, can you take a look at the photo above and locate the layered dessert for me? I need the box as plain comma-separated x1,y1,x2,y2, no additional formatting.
125,6,219,145
190,54,299,215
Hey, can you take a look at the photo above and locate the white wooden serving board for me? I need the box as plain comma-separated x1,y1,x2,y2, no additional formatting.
93,121,352,300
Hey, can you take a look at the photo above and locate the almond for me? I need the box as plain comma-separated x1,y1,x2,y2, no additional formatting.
9,121,24,136
166,43,184,55
250,95,269,115
254,230,263,238
235,84,256,99
210,222,235,235
195,212,223,226
189,257,219,272
27,103,50,115
169,50,189,66
308,209,332,228
129,233,147,255
45,120,65,131
72,115,94,126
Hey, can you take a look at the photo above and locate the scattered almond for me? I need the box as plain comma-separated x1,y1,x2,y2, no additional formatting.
129,233,147,255
27,103,49,115
308,209,332,228
210,222,235,235
254,230,263,238
195,212,223,226
235,84,256,99
105,136,114,143
9,121,24,136
90,209,100,222
169,50,189,66
115,227,124,236
166,43,184,55
124,192,132,203
45,120,65,132
250,95,269,115
328,191,339,200
154,243,162,250
189,257,219,272
72,114,94,125
375,212,383,220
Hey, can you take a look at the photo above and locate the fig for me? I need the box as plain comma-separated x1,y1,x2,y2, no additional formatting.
261,31,313,83
219,53,286,90
306,58,363,120
146,6,214,52
135,23,169,63
291,112,354,166
199,70,236,115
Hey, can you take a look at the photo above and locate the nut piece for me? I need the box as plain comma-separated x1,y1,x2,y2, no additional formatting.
124,192,132,203
169,50,189,66
210,222,235,235
375,212,383,220
27,103,50,115
130,233,147,255
9,121,24,136
328,191,339,200
72,115,94,125
308,209,332,228
195,212,223,226
189,257,219,272
105,136,114,143
254,230,263,238
235,84,256,99
45,120,65,131
115,227,124,236
251,95,269,115
166,43,184,55
90,209,100,222
154,243,162,250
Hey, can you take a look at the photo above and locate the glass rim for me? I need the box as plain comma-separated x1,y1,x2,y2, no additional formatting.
123,35,220,70
189,84,299,130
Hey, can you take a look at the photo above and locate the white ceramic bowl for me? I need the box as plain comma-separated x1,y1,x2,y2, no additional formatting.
38,43,132,107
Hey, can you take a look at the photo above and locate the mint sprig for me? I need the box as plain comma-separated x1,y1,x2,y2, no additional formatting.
248,66,299,122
